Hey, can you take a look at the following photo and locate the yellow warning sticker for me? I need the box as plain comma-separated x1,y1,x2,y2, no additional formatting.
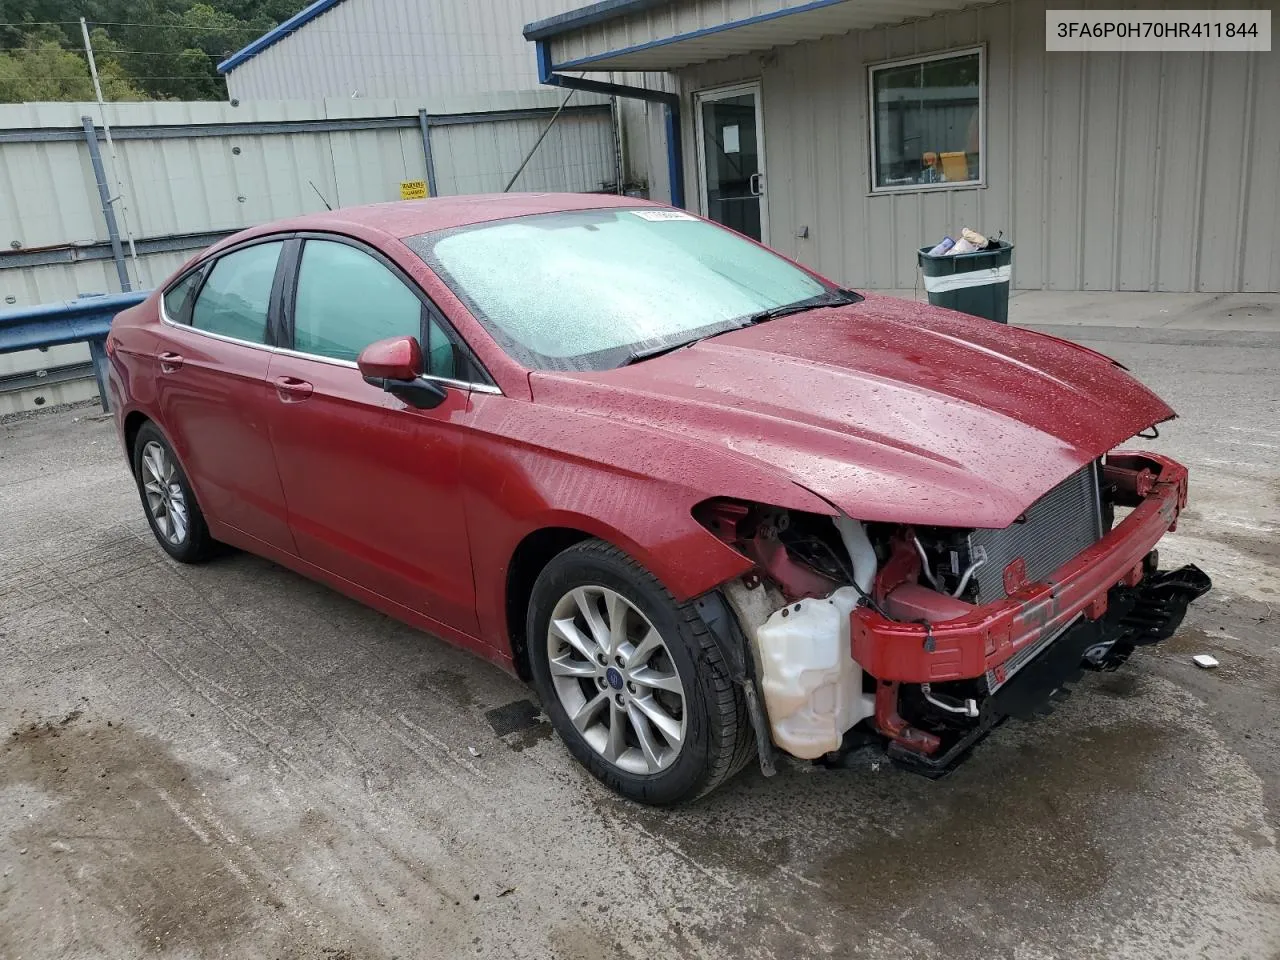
400,179,428,200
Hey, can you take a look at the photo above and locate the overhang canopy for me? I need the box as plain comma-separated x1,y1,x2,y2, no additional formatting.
525,0,981,73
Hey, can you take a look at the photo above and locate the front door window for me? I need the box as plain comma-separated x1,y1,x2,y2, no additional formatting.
697,85,765,242
292,240,421,362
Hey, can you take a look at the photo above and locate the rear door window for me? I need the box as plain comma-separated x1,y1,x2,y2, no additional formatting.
190,242,283,344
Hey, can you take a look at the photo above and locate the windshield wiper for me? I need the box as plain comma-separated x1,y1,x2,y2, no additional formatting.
620,290,861,366
740,289,861,327
621,339,701,366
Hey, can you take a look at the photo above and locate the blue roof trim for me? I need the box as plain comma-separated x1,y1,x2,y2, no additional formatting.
543,0,853,71
217,0,348,74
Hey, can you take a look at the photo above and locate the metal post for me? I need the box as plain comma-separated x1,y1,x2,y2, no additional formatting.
417,109,439,198
665,104,685,209
534,42,685,208
86,336,111,412
81,17,140,282
610,95,624,194
503,88,576,193
81,116,131,293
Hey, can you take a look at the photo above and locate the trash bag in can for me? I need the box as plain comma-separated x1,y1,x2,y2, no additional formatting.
917,241,1014,324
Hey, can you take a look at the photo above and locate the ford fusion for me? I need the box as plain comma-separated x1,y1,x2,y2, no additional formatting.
105,194,1210,804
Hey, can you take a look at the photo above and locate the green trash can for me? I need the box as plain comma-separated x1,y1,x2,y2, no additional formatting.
917,241,1014,323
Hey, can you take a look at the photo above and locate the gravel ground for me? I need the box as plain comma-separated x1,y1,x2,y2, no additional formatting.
1,321,1278,960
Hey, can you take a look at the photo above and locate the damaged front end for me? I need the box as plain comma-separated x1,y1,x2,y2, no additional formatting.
696,451,1212,777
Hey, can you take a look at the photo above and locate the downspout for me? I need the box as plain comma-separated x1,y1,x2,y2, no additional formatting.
535,40,685,209
416,109,439,198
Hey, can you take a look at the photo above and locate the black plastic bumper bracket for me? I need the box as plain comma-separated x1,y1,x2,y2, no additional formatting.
886,564,1212,778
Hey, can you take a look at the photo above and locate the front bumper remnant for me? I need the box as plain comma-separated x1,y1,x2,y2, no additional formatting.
851,452,1192,685
886,562,1212,777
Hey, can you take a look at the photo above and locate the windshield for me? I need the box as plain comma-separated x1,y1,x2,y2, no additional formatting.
406,208,841,371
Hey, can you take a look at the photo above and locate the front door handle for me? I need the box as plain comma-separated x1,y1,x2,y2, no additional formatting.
273,375,314,403
158,351,184,373
749,172,764,196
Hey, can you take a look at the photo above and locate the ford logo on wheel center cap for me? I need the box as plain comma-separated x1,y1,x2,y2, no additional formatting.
605,667,624,690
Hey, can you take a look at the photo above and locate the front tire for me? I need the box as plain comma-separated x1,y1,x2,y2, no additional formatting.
132,423,215,563
527,539,754,805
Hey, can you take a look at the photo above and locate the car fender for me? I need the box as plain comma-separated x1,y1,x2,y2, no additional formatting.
458,399,808,654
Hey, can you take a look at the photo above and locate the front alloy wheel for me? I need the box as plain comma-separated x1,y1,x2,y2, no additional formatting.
547,586,686,775
527,539,755,805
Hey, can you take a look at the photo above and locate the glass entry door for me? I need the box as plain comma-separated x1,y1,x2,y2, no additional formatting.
695,83,766,242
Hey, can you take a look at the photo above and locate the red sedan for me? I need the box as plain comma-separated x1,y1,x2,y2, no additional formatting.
105,194,1209,804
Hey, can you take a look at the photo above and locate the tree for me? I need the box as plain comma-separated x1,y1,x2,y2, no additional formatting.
0,39,143,103
0,0,303,102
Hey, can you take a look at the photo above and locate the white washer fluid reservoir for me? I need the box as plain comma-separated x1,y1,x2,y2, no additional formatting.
754,587,877,759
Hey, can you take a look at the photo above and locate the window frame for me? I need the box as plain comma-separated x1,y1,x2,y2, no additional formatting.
158,235,293,349
160,266,206,325
866,44,986,196
692,79,769,244
279,232,496,392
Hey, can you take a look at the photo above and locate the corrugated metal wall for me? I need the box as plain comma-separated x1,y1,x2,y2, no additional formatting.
432,110,617,195
220,0,653,188
224,0,580,101
671,0,1278,293
1,95,615,304
1,103,423,299
0,94,615,412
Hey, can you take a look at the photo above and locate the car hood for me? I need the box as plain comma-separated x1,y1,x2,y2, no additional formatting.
530,294,1174,528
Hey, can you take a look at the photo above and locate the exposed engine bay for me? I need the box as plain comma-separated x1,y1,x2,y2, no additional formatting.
696,451,1212,776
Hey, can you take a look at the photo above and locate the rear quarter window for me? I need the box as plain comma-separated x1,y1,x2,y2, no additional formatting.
162,270,202,323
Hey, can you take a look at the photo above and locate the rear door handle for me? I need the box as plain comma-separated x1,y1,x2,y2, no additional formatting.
158,351,184,373
273,375,313,403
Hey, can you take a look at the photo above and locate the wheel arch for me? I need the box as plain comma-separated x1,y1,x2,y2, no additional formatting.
497,505,754,680
124,414,212,519
505,526,594,681
122,409,151,472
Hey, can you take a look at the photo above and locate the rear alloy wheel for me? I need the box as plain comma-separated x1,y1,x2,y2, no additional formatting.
528,539,755,804
132,423,215,563
140,440,190,547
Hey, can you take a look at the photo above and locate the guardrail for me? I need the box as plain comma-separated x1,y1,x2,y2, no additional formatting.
0,292,148,412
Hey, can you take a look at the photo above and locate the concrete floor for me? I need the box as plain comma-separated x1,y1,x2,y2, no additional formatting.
2,296,1278,960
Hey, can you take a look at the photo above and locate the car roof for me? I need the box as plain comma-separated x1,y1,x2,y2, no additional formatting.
244,192,662,241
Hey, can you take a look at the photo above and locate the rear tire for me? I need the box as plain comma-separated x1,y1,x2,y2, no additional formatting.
527,539,754,805
132,423,216,563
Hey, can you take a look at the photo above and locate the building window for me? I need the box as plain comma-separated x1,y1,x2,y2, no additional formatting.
869,47,983,192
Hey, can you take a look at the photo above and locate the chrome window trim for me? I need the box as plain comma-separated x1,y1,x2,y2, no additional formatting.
159,302,503,395
159,299,273,351
429,375,502,395
271,345,358,369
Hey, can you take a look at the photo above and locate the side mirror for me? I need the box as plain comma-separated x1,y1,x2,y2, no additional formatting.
357,335,447,410
357,335,423,381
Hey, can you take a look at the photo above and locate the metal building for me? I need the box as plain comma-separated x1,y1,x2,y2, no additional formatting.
526,0,1279,293
216,0,658,190
219,0,585,100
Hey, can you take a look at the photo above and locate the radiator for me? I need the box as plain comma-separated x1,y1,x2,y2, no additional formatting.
967,463,1105,603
